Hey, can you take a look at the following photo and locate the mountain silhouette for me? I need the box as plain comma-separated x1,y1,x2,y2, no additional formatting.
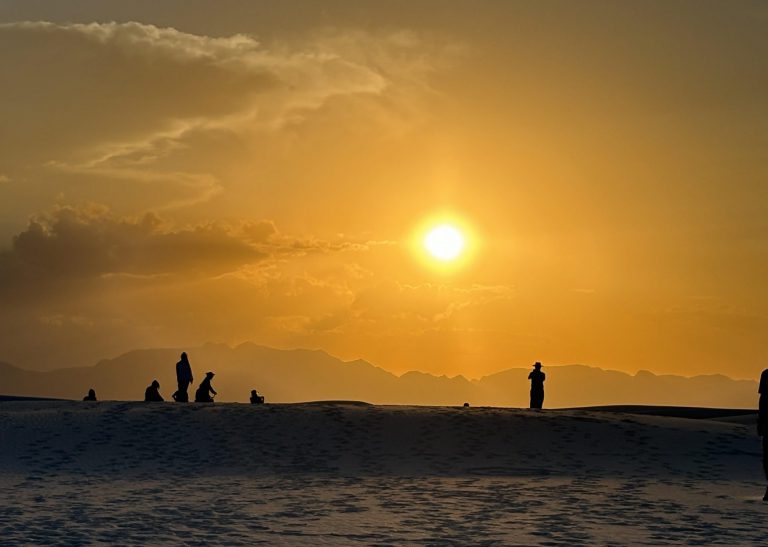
0,342,758,408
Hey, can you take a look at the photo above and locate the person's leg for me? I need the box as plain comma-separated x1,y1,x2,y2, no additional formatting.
763,435,768,481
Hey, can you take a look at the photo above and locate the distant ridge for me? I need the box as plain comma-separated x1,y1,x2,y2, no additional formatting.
0,343,759,408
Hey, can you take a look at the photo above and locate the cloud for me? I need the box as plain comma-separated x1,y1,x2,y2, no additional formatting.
0,204,398,302
351,282,515,326
0,22,438,211
0,206,263,288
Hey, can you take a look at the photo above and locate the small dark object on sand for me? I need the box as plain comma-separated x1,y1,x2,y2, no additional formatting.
83,389,97,401
250,389,265,404
463,402,470,408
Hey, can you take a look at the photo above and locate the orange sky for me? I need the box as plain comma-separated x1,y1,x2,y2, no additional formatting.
1,1,767,380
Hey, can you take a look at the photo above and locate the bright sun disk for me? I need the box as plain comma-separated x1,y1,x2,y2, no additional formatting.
424,224,465,261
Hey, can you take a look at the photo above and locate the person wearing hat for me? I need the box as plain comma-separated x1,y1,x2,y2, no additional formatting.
528,362,545,409
194,371,217,403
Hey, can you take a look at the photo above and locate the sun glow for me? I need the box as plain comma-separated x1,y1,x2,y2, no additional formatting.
424,224,465,261
412,214,476,272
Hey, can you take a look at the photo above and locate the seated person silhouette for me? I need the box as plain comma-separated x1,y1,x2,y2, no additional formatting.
144,380,164,402
82,389,97,401
195,372,217,403
250,389,265,404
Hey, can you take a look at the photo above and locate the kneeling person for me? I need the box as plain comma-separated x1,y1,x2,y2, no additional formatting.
195,372,217,403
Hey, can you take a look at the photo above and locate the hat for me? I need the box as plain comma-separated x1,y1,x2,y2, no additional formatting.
533,362,542,368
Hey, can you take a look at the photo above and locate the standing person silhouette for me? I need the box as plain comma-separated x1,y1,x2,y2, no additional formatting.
174,352,194,402
758,369,768,501
528,362,545,409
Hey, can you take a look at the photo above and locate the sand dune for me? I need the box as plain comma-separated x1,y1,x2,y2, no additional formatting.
1,401,767,544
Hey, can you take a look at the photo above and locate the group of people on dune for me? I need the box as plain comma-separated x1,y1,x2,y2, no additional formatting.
82,352,266,405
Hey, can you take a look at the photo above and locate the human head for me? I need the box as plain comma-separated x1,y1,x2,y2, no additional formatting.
251,389,257,396
152,379,160,388
88,389,95,397
533,362,542,369
206,371,215,378
181,351,188,362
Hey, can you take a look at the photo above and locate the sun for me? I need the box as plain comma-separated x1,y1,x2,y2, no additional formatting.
424,224,465,261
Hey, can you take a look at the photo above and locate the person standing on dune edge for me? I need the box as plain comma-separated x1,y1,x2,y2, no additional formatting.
528,362,545,409
174,352,194,402
758,369,768,501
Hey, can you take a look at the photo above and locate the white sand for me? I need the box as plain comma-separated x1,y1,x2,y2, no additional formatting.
1,401,766,545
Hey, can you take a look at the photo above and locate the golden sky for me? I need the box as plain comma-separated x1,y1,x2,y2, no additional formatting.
1,1,767,379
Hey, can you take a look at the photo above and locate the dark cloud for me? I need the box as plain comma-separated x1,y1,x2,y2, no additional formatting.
0,206,264,288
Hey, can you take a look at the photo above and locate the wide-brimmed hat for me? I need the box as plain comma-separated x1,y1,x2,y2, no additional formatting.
533,362,542,368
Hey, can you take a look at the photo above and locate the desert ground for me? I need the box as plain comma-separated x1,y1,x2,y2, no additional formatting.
1,400,766,545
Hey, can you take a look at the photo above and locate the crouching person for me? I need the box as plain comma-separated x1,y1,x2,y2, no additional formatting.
195,372,217,403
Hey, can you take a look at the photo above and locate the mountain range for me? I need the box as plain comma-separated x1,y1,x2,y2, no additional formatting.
0,343,758,408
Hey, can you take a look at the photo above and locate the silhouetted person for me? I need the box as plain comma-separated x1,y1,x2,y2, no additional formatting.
145,379,164,402
250,389,264,404
528,362,545,409
759,369,768,501
174,352,194,403
83,389,97,401
195,372,217,403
